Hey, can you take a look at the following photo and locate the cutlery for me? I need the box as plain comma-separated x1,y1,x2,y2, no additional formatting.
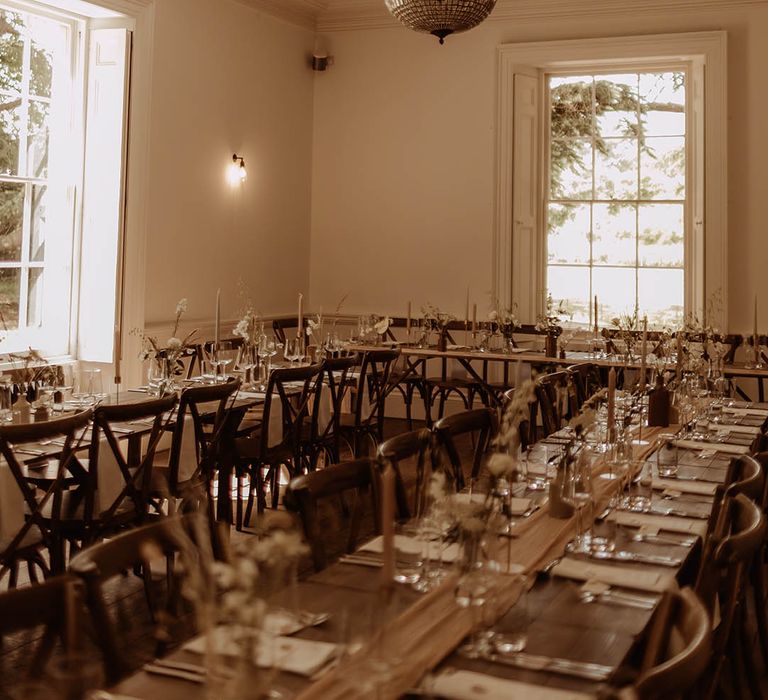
650,505,709,520
607,550,682,567
339,555,383,568
485,652,613,681
142,662,205,684
631,532,697,547
150,658,236,679
579,588,657,610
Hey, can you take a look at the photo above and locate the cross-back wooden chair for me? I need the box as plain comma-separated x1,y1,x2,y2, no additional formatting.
694,493,766,700
747,451,768,668
304,354,358,467
377,428,435,521
0,574,84,679
283,458,377,572
633,587,711,700
272,317,305,346
503,386,536,450
340,349,400,456
532,370,574,440
84,395,178,543
566,362,603,408
707,454,764,540
433,408,498,490
236,363,323,524
69,514,215,684
0,409,93,584
150,378,241,517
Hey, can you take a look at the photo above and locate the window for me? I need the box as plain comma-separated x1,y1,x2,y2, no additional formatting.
495,33,727,330
546,71,686,328
0,5,72,351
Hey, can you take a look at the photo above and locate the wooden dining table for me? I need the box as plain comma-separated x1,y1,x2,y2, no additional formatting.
108,401,767,699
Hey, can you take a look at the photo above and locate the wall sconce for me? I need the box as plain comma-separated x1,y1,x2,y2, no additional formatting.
228,153,247,185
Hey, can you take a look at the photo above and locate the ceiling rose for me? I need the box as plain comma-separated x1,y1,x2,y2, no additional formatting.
385,0,498,44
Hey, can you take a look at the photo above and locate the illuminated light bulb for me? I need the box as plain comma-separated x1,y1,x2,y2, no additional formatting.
228,154,247,186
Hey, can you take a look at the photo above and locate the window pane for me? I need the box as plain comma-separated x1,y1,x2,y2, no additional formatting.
593,267,636,320
0,181,22,260
548,265,589,324
30,183,46,262
0,266,20,328
550,76,593,140
28,100,49,178
550,138,591,199
640,136,685,200
638,204,684,267
595,74,638,138
0,11,23,95
548,203,590,264
0,96,20,175
27,267,42,327
592,203,636,266
640,72,685,137
595,138,637,200
31,44,52,99
638,268,684,327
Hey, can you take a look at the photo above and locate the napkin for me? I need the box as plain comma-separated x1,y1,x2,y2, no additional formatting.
360,535,461,563
552,557,675,593
430,669,591,700
722,407,768,418
652,478,717,496
673,439,749,455
185,627,338,677
611,510,708,537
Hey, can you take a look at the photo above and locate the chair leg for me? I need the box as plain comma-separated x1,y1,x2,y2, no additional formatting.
750,558,768,667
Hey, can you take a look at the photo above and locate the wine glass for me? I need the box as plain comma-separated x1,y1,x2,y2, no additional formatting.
284,338,298,367
236,345,257,389
454,560,499,658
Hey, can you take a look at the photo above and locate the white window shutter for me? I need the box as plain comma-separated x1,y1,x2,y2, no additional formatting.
511,69,542,323
77,27,131,363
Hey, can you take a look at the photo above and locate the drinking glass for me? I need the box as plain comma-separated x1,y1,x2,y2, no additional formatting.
284,338,298,366
455,560,499,658
492,572,529,654
236,345,257,389
656,437,679,478
0,377,12,423
565,450,594,554
627,460,653,512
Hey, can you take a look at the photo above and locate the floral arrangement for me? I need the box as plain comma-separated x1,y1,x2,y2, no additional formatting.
422,303,456,332
494,378,537,455
5,348,60,386
535,295,565,335
134,298,197,374
488,302,520,339
374,316,393,336
609,310,640,359
233,304,261,347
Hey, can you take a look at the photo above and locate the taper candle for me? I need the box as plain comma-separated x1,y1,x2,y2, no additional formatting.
472,303,477,334
639,316,648,392
298,293,304,339
406,301,412,337
607,367,616,442
114,327,121,384
754,294,759,359
594,295,599,334
215,289,221,348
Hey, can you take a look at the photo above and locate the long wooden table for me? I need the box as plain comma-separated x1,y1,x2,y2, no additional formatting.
110,404,766,698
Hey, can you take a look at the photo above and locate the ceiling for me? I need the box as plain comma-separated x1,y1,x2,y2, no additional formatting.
236,0,768,31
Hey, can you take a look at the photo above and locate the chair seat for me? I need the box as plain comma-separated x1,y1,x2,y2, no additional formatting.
424,376,482,390
0,525,44,554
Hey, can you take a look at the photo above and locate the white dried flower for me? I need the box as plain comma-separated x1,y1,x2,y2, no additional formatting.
374,317,392,335
167,337,182,350
486,452,515,478
487,310,498,321
175,298,188,315
427,471,447,502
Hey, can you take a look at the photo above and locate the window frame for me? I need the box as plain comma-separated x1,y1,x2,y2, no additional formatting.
495,32,726,329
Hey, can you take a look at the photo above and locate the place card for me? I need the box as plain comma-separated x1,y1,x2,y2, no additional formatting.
430,669,592,700
611,511,708,537
552,558,675,593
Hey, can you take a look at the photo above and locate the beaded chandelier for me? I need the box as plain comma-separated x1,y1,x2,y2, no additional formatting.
384,0,498,44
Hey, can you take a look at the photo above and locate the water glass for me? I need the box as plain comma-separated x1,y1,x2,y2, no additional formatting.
0,377,12,423
656,438,679,478
455,561,498,658
492,572,528,654
628,460,653,512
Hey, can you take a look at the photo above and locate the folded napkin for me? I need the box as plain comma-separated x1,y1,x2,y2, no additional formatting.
712,422,761,436
430,669,590,700
552,557,675,593
185,627,337,677
722,407,768,418
360,535,460,563
673,439,749,455
611,511,708,537
447,344,470,351
451,492,532,515
652,478,717,496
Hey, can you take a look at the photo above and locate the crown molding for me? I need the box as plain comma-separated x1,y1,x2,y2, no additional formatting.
316,0,768,33
232,0,326,30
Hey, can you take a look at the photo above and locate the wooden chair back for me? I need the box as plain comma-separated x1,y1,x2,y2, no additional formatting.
165,378,241,494
284,458,376,571
68,514,214,683
502,386,535,450
708,454,764,538
309,355,358,447
88,395,178,536
566,362,603,407
433,408,498,489
533,370,572,438
0,409,93,577
351,349,400,428
377,428,433,520
635,587,711,699
273,317,305,346
256,363,324,462
0,575,85,678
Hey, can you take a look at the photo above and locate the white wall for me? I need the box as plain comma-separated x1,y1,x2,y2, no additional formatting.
309,5,768,333
144,0,315,330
